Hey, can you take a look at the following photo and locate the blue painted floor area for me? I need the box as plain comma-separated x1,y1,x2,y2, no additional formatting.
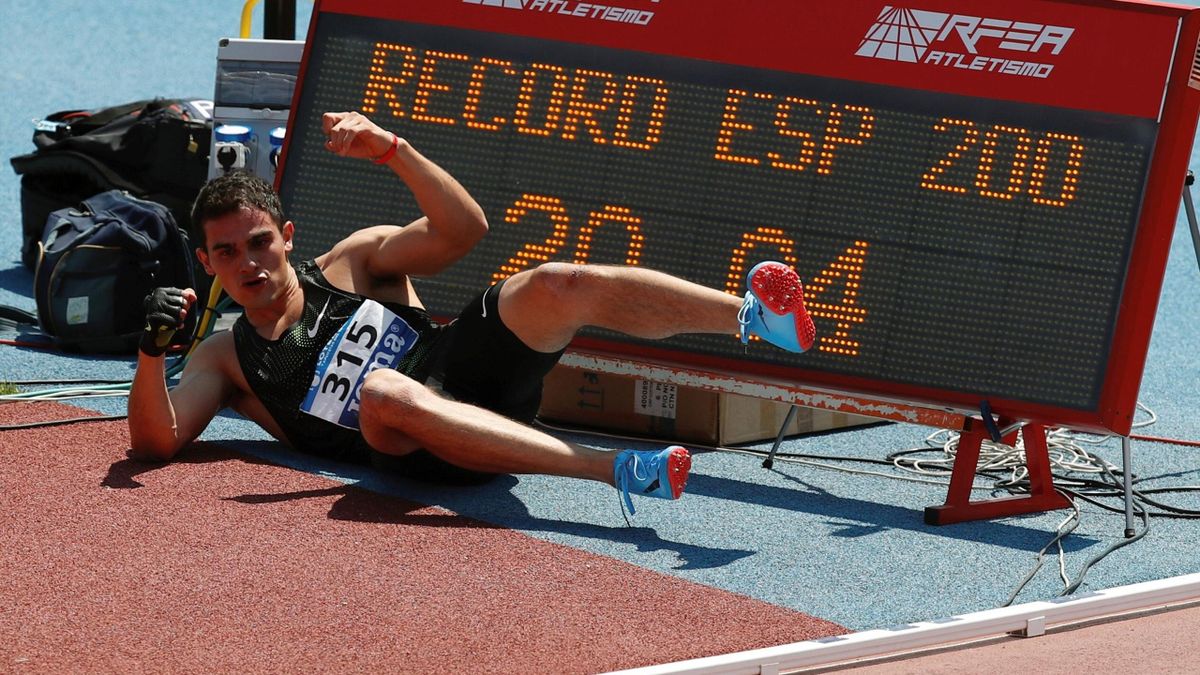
3,0,1200,634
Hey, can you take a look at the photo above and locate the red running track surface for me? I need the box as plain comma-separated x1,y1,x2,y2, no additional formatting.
1,402,846,673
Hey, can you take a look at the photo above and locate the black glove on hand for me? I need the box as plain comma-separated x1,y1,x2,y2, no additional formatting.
140,287,188,357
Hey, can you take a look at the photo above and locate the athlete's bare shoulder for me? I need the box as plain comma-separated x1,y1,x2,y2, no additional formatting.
173,327,289,444
178,329,248,394
316,226,424,306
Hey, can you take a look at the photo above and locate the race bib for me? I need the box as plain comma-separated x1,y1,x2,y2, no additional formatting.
300,299,420,429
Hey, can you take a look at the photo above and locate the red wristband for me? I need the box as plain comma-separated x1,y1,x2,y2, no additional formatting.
373,133,400,164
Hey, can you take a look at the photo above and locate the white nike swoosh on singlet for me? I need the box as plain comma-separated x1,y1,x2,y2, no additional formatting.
306,297,331,339
480,285,491,318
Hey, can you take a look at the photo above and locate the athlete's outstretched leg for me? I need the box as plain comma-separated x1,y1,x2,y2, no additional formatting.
358,369,690,512
495,262,743,353
360,368,612,478
494,261,813,353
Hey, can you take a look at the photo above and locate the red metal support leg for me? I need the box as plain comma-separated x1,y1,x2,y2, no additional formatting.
924,419,1073,525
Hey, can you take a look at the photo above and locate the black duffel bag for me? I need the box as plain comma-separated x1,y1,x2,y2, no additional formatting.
34,190,198,354
10,98,212,270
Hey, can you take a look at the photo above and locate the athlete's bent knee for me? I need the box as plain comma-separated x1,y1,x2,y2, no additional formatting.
524,262,593,303
358,370,430,454
359,369,424,421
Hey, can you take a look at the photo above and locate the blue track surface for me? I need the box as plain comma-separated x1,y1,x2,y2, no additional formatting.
3,0,1200,634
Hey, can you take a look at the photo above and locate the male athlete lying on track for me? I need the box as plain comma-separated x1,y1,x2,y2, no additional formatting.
127,110,815,514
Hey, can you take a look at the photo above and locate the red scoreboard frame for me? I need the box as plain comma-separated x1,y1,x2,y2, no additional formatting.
277,0,1200,436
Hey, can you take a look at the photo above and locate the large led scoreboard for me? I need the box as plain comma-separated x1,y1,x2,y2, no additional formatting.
277,0,1200,436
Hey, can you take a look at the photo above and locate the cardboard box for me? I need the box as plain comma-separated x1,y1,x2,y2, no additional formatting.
537,365,879,446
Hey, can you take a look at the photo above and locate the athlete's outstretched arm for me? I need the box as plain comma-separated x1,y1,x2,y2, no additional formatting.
127,289,232,460
321,111,488,277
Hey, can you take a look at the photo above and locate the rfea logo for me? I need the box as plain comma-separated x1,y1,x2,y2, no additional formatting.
462,0,661,26
856,6,1075,79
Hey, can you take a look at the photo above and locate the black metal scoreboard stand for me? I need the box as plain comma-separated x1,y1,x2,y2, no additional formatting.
275,0,1200,523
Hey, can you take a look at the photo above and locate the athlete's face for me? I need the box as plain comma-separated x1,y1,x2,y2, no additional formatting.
197,206,294,308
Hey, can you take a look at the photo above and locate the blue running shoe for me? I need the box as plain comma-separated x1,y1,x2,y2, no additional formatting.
613,446,691,515
737,261,816,353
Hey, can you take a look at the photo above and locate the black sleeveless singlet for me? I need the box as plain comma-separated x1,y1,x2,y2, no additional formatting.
233,259,446,462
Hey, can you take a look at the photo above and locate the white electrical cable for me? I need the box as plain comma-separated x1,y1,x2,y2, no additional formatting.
892,402,1157,485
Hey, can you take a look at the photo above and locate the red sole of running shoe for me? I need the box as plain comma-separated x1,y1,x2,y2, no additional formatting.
749,264,816,352
666,446,691,499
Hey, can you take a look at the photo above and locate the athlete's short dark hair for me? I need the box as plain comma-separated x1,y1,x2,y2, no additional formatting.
190,171,286,249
